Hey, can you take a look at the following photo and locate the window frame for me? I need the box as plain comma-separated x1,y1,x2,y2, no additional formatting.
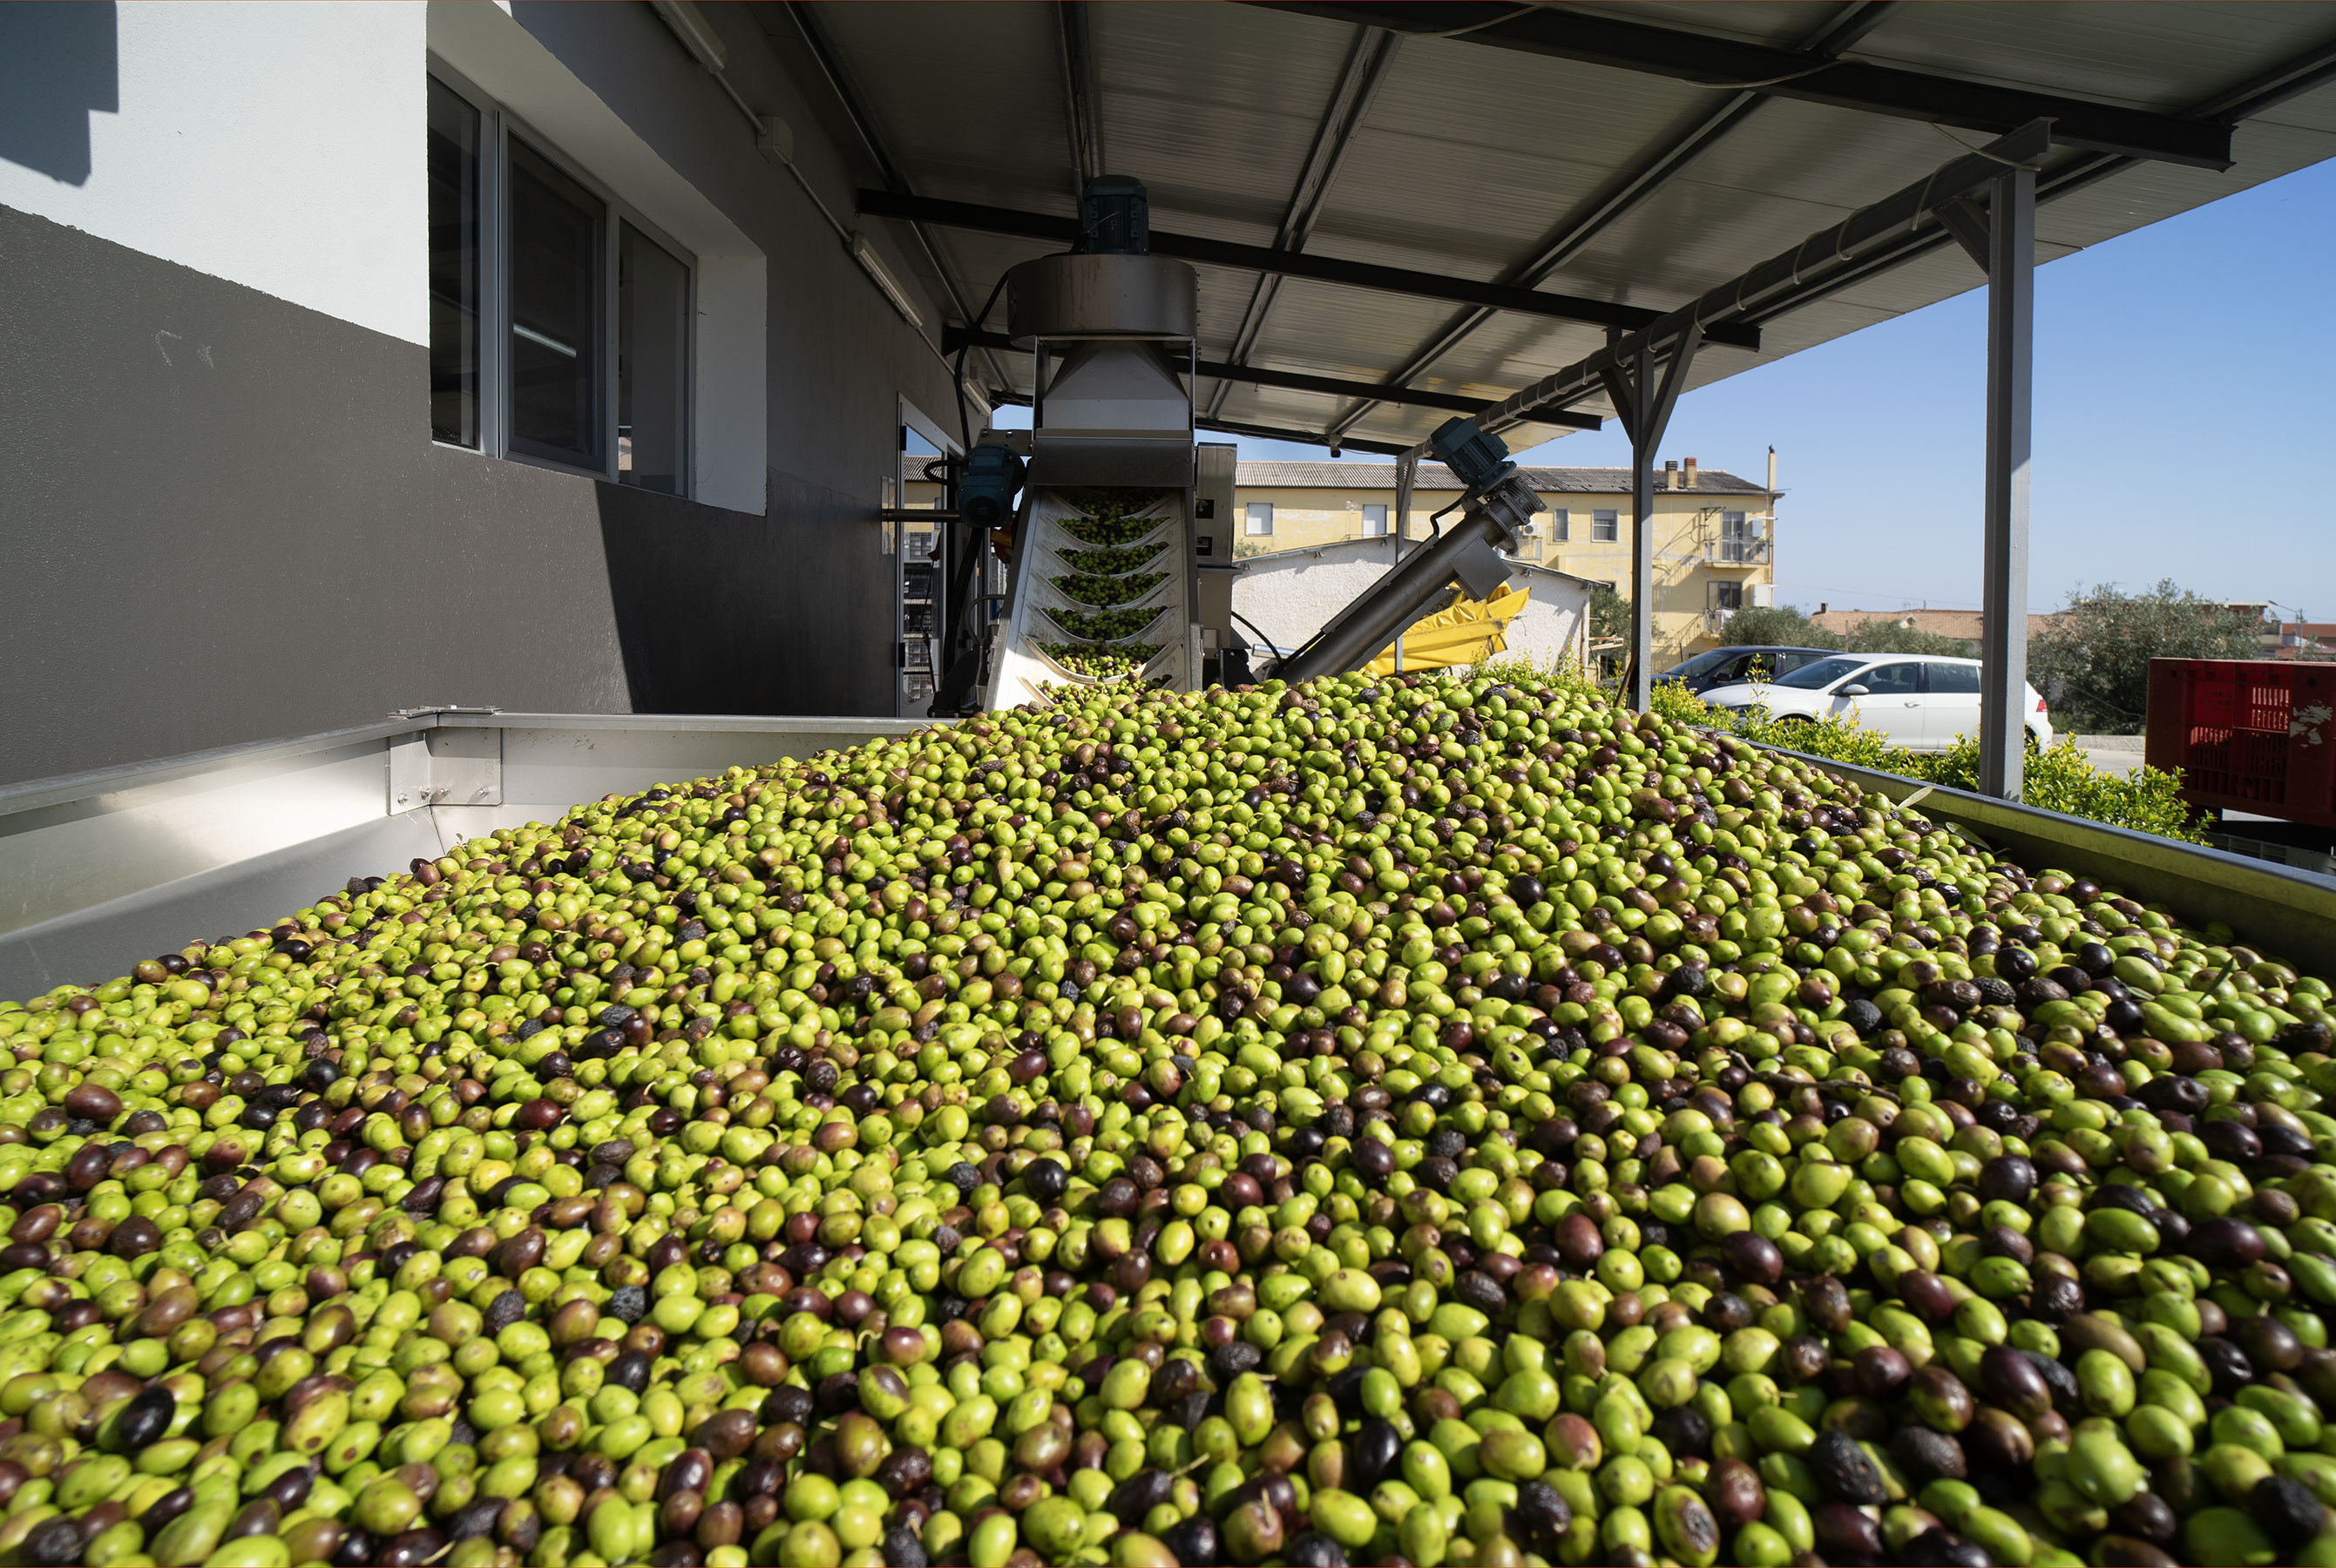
1549,508,1569,543
427,74,484,449
1244,502,1274,537
427,59,696,497
1591,509,1619,543
1719,510,1748,562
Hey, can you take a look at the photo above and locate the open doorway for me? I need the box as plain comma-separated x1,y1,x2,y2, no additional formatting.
896,403,960,717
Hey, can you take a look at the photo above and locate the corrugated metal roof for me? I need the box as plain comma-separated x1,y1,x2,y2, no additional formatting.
781,1,2336,451
1236,462,1765,494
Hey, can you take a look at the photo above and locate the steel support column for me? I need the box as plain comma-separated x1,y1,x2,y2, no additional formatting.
1392,453,1417,672
1978,165,2036,800
1630,392,1658,711
1599,328,1701,712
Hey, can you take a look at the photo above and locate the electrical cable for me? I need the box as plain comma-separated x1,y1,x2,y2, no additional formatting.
1424,495,1466,546
1230,610,1283,674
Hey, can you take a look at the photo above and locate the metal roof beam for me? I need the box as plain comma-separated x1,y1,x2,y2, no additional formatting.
1411,118,2055,457
1207,24,1402,419
1200,418,1412,456
985,389,1412,455
941,326,1601,429
856,190,1761,348
1246,1,2235,169
1321,1,1897,442
1729,28,2336,328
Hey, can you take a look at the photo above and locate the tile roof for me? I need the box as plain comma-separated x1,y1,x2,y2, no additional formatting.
1812,608,2062,640
1236,462,1766,497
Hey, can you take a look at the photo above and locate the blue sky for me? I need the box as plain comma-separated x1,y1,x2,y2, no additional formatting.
1202,155,2336,624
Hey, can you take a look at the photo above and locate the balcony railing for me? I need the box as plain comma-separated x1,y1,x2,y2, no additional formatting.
1706,537,1771,565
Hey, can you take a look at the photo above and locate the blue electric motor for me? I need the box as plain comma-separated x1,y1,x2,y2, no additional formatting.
1430,417,1517,495
958,443,1026,531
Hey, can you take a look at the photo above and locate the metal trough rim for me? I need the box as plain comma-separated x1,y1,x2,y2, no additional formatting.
1759,740,2336,977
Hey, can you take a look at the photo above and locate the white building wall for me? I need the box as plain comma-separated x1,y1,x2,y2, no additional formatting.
1235,551,1398,653
0,2,430,344
1498,574,1592,672
1233,545,1590,672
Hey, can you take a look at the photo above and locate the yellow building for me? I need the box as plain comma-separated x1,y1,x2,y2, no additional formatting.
1233,458,1776,666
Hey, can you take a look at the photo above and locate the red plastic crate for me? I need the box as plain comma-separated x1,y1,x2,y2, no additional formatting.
2146,659,2336,828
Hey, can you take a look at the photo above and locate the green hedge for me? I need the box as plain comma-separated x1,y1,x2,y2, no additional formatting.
1461,654,2207,843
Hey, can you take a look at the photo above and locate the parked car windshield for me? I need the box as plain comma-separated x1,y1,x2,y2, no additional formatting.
1661,648,1739,680
1772,655,1868,691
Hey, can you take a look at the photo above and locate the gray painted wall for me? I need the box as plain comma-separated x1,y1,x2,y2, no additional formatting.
0,205,902,782
0,3,965,788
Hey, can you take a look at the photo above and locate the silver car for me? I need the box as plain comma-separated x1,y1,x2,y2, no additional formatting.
1700,653,2053,752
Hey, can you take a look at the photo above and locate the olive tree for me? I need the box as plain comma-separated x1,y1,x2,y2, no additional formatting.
2029,579,2265,733
1715,604,1841,651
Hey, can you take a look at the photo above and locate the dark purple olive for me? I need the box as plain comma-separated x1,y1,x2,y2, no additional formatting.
2198,1336,2254,1396
2188,1216,2267,1271
1895,1268,1955,1322
2231,1312,2304,1374
1975,1154,2036,1203
1979,1345,2052,1419
1705,1456,1765,1529
1812,1500,1881,1559
1852,1345,1911,1399
1720,1230,1782,1288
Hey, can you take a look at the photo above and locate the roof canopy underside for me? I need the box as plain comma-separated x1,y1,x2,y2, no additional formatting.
764,1,2336,453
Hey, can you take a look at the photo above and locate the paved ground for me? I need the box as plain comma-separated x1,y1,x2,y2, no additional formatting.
2071,733,2144,778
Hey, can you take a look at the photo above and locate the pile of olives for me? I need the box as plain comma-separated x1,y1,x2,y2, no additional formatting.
3,671,2335,1568
1037,645,1161,684
1048,575,1169,611
1056,548,1168,579
1055,497,1168,551
1042,606,1165,647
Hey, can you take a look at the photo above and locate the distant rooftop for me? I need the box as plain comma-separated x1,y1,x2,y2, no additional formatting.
1236,463,1765,497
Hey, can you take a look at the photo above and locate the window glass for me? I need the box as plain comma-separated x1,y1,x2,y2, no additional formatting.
1591,510,1618,542
1777,650,1829,674
1361,504,1386,537
1926,661,1982,693
1244,502,1273,537
1663,649,1736,680
1776,655,1865,691
1859,662,1923,694
427,78,480,448
1550,509,1568,542
618,223,687,494
508,138,604,465
1719,510,1747,560
1714,581,1744,611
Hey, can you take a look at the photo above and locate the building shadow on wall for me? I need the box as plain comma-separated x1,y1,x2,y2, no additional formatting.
0,2,117,185
593,473,897,719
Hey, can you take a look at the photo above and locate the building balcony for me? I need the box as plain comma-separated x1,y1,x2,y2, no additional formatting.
1703,537,1771,566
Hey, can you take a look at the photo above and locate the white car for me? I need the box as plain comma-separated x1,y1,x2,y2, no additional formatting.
1700,652,2053,753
